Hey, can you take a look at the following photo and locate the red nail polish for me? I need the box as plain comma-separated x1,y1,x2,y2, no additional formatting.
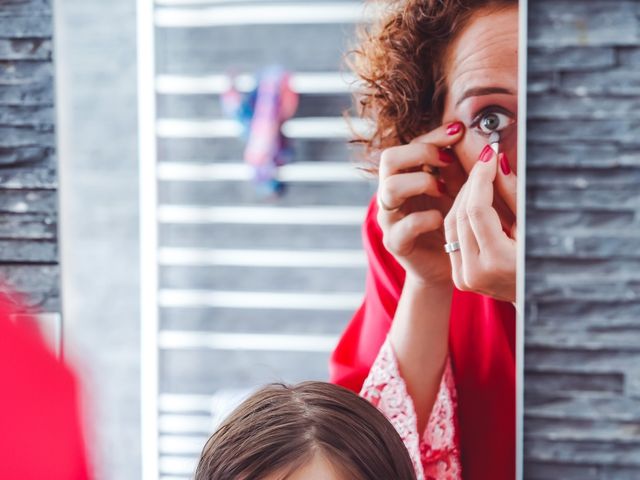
437,179,448,194
438,149,454,163
499,152,511,175
479,144,494,163
446,122,462,135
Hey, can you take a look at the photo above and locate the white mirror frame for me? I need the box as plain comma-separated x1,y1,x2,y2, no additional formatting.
516,1,528,479
137,0,159,478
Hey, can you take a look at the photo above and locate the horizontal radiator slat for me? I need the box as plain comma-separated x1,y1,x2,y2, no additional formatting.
155,3,373,27
157,205,367,225
158,330,339,351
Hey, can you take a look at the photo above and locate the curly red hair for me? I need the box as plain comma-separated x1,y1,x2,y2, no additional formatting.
346,0,517,164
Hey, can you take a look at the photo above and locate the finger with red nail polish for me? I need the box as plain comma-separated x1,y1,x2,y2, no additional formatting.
499,152,511,175
446,122,463,135
478,144,494,163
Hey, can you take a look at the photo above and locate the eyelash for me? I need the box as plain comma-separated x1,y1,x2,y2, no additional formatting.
469,105,514,134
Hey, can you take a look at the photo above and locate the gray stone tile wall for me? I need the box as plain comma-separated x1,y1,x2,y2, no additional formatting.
0,0,59,311
524,1,640,478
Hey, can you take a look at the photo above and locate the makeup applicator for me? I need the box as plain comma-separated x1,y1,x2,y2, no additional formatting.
489,131,500,155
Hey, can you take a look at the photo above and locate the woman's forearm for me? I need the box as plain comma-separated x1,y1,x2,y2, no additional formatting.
389,276,453,434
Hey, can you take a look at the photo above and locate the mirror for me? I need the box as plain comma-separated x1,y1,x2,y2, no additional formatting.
139,1,526,478
53,0,527,478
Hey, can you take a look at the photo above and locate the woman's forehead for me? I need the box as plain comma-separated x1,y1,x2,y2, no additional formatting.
445,6,519,108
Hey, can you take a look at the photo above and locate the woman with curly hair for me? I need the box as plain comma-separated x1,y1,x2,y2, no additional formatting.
330,1,519,479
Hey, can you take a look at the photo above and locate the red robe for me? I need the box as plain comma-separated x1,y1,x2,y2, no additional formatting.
330,194,515,480
0,290,91,479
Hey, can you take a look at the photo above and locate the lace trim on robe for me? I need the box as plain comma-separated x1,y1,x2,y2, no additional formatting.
360,337,462,480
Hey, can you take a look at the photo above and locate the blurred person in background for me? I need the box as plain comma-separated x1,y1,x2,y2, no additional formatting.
0,289,91,479
195,381,417,480
331,1,519,479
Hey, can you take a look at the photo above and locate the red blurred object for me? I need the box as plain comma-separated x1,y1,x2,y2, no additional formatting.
0,289,91,479
330,195,515,480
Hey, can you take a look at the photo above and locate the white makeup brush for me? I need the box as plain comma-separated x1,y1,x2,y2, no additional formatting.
489,131,500,154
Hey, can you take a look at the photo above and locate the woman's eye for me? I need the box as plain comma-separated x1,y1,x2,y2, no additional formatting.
476,111,514,134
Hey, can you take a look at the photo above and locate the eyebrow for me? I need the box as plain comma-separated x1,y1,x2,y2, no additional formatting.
455,86,515,107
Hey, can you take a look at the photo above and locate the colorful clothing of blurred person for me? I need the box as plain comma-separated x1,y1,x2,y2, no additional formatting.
221,66,298,197
0,289,91,479
330,196,515,480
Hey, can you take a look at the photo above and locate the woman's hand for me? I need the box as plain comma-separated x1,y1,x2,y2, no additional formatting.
443,145,517,302
376,122,467,288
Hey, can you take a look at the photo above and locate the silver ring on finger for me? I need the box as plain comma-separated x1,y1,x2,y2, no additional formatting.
444,241,461,254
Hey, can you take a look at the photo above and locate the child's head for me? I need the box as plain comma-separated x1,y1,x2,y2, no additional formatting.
195,381,417,480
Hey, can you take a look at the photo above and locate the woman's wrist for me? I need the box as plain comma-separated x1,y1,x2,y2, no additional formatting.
404,272,453,294
395,273,453,331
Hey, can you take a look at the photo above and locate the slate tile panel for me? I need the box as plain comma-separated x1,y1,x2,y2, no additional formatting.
524,1,640,477
0,0,58,311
